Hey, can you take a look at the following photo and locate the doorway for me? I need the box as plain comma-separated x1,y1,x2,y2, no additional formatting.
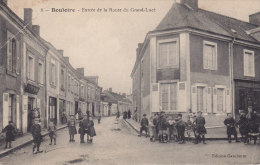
49,97,57,124
92,103,95,117
27,97,34,131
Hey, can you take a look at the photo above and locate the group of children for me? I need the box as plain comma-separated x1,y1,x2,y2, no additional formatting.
225,108,259,144
67,115,96,144
139,111,207,144
1,114,97,154
139,109,260,144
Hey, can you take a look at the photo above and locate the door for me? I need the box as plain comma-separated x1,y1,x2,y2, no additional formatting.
92,103,95,117
27,97,34,131
49,97,57,124
197,87,204,112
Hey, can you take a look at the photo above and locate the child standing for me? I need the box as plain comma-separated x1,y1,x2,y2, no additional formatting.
87,116,96,143
237,113,249,144
31,119,42,153
138,114,149,137
2,121,16,149
48,119,57,145
224,113,239,143
176,114,186,144
67,115,77,142
193,111,207,144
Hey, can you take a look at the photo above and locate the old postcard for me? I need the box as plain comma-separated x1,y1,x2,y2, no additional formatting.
0,0,259,164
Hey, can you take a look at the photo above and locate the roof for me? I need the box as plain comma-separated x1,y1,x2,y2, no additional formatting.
102,90,132,104
154,3,259,43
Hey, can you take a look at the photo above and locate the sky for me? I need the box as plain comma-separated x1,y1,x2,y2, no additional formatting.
7,0,260,94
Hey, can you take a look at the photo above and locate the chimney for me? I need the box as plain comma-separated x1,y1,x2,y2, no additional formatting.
249,12,260,26
180,0,198,10
109,88,112,92
1,0,7,5
58,49,64,56
32,25,40,36
24,8,32,28
76,68,84,76
122,93,126,98
64,56,69,63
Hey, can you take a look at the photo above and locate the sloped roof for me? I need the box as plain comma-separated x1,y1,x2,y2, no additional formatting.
101,90,132,104
154,3,259,43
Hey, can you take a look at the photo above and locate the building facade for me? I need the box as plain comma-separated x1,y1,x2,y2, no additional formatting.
0,0,104,134
131,0,260,122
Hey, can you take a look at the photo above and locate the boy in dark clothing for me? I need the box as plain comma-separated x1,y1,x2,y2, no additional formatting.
193,111,207,144
237,113,249,144
176,114,186,144
139,114,149,137
157,112,168,143
2,121,16,149
224,113,239,143
31,119,42,153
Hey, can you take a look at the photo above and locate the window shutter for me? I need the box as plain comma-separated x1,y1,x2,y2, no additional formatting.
22,95,28,133
213,87,218,113
206,87,212,113
203,87,207,113
226,88,231,113
16,41,20,74
203,45,207,69
7,38,12,71
3,93,9,128
191,86,197,113
244,53,248,75
16,95,20,130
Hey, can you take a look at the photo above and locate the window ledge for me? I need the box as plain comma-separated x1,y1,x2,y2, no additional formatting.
50,83,56,88
6,70,18,78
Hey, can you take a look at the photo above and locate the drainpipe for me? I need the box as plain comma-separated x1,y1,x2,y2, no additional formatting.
45,50,49,128
230,37,236,118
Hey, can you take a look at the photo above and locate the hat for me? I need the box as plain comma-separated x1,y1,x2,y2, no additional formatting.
197,111,202,113
177,114,182,117
143,114,147,116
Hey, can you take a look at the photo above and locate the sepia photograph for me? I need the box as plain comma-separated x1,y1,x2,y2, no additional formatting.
0,0,260,164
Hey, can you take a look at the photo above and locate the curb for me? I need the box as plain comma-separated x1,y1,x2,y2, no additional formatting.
123,119,241,141
0,124,68,159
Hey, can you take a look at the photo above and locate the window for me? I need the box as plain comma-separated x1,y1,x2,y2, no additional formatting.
60,69,65,90
50,60,56,85
80,85,84,97
197,87,204,112
158,39,179,68
7,31,17,73
217,88,224,112
38,62,43,84
244,49,255,77
68,75,71,91
203,41,217,70
160,83,177,111
27,55,34,80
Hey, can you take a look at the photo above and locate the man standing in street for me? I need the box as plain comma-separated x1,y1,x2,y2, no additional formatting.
194,111,207,144
138,114,149,137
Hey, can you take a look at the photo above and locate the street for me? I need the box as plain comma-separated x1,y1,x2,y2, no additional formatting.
0,117,260,165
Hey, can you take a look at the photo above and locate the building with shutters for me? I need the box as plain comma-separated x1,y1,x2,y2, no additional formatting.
0,0,24,131
131,0,260,122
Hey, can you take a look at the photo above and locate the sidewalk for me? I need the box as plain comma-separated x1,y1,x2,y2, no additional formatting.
0,123,68,158
123,119,240,140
